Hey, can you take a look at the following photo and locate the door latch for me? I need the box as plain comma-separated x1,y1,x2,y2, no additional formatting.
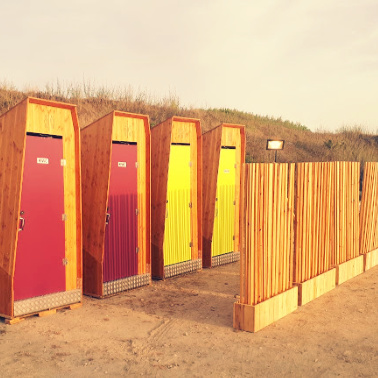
19,211,25,231
62,258,68,266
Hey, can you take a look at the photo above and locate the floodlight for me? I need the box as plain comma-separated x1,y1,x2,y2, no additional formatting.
266,139,285,162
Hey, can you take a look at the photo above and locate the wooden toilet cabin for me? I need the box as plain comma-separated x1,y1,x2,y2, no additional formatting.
0,97,82,320
81,111,151,297
151,116,202,279
202,123,245,268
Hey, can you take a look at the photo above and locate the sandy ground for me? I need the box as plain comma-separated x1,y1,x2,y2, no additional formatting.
0,262,377,377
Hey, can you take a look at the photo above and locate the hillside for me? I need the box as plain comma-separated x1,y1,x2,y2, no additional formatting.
1,85,377,165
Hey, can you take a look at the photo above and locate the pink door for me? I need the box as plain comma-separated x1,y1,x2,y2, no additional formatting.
103,142,138,282
14,134,66,301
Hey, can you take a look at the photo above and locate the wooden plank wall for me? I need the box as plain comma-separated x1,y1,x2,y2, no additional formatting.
294,162,335,283
81,113,113,296
0,99,28,316
360,162,378,254
240,163,295,306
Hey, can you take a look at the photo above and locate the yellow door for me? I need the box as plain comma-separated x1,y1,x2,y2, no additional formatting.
212,148,236,256
163,145,192,265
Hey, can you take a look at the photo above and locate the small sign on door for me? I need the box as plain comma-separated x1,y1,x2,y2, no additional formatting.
118,162,127,168
37,158,49,165
224,169,230,173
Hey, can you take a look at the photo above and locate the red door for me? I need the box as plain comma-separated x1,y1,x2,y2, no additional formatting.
103,142,138,282
14,134,66,301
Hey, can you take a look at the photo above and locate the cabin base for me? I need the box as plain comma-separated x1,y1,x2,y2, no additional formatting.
297,268,336,306
103,273,151,297
164,259,202,279
336,255,364,285
233,286,298,333
364,248,378,271
211,251,240,268
5,300,82,325
13,289,81,318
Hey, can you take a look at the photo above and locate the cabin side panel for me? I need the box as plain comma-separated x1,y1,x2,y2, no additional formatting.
0,100,28,316
151,120,172,278
81,114,113,296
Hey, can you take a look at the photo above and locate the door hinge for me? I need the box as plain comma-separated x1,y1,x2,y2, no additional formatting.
135,162,139,168
189,161,192,167
62,258,68,266
61,159,66,166
233,200,236,205
136,247,140,254
189,202,192,208
233,235,235,241
189,241,193,248
62,214,67,221
234,163,237,168
136,208,139,216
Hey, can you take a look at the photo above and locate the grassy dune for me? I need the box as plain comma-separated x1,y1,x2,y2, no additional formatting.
1,84,377,165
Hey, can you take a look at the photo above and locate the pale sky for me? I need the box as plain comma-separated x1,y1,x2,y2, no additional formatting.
1,0,377,132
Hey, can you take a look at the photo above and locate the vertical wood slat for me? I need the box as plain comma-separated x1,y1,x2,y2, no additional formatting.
295,161,360,285
360,162,378,254
240,163,294,306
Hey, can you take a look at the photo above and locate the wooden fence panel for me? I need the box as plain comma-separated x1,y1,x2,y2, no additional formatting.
360,162,378,254
295,162,335,283
240,163,295,306
334,162,360,265
294,162,360,284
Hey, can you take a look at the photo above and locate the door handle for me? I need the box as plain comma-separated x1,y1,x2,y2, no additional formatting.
19,211,25,231
19,217,25,231
105,213,111,225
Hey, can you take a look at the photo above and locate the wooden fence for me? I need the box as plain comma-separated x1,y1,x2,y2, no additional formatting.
294,162,360,283
360,162,378,254
294,163,334,283
334,162,360,265
240,163,295,306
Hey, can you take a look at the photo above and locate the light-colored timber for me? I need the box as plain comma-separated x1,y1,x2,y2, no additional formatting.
81,111,151,297
336,255,364,285
364,248,378,271
235,163,295,332
233,286,298,333
202,124,245,268
360,163,378,256
295,162,360,284
297,268,336,306
0,97,82,319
